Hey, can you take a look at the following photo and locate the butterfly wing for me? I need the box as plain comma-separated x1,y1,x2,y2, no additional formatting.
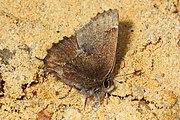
76,9,119,82
43,36,81,86
44,9,119,91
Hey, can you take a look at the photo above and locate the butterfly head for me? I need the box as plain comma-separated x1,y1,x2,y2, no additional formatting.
80,79,115,101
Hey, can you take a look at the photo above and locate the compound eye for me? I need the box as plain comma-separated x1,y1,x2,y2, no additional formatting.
103,80,111,88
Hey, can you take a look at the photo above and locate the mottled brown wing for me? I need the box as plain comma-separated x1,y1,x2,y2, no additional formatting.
76,9,119,55
44,9,119,90
76,9,119,82
43,36,81,86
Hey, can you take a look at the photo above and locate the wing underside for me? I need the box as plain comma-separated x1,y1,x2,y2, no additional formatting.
44,9,119,90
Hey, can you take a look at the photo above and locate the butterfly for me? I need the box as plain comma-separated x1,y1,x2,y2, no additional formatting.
43,9,119,103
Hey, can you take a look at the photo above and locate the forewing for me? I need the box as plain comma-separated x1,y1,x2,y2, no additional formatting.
76,9,119,80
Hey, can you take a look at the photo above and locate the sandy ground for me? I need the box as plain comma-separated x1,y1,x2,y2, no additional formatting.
0,0,179,120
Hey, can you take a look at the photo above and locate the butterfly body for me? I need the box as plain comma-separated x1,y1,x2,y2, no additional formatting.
43,9,119,101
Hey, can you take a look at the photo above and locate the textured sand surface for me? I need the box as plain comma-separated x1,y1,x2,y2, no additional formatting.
0,0,179,119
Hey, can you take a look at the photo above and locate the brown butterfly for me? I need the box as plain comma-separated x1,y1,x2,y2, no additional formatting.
43,9,119,103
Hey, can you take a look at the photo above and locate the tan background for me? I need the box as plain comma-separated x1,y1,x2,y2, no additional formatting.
0,0,179,119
